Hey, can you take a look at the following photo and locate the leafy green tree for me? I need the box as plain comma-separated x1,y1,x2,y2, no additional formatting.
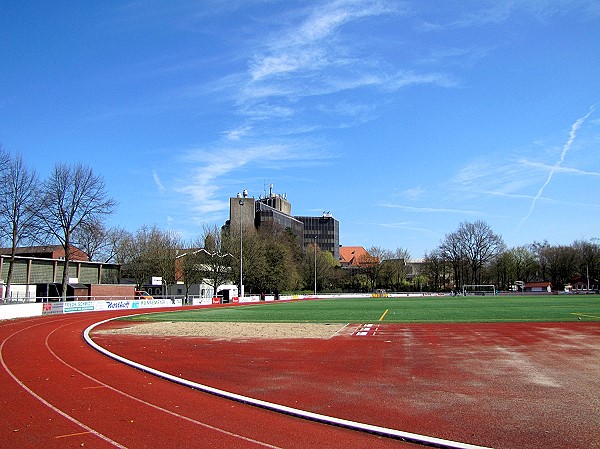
304,242,338,293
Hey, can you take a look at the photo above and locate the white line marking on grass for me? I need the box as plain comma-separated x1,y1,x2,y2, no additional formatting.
571,313,600,319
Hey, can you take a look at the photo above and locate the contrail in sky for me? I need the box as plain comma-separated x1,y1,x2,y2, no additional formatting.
519,105,595,227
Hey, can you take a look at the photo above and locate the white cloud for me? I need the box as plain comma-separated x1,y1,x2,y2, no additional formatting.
520,106,595,226
176,142,331,215
291,0,399,47
452,160,534,197
400,186,425,201
223,125,253,141
380,221,435,233
249,49,329,81
152,170,166,193
419,1,600,31
240,0,430,105
519,159,600,177
380,203,485,216
384,71,457,90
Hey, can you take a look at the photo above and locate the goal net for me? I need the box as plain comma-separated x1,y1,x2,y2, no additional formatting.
462,285,496,296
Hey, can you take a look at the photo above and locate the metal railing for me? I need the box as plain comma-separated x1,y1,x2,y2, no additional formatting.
1,295,187,305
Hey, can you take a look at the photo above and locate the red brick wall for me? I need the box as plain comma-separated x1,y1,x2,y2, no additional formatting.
52,245,89,261
89,284,135,299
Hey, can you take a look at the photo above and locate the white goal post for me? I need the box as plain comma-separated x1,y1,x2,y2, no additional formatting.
462,285,497,296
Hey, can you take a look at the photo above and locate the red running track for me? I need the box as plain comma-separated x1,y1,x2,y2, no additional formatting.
1,310,428,449
92,319,600,449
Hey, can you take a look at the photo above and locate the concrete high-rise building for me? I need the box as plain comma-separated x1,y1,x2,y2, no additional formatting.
226,186,339,259
229,190,255,231
295,214,340,261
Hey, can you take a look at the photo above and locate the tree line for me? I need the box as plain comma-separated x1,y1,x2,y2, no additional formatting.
422,220,599,292
2,147,597,298
83,218,600,296
112,223,338,297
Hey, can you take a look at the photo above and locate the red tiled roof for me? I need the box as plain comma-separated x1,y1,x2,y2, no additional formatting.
339,246,378,266
524,281,551,287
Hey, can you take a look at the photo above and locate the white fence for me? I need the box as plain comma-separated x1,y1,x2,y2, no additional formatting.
0,297,183,321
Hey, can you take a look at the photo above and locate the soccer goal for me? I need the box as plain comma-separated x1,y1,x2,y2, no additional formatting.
462,285,497,296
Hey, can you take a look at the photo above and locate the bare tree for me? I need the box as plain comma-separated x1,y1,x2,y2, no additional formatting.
438,221,504,288
439,229,465,289
0,145,10,244
573,239,600,282
360,246,384,291
176,226,233,299
112,229,136,265
177,245,204,299
72,219,109,262
0,152,39,299
71,220,125,263
120,226,181,292
0,145,9,182
542,244,579,287
380,247,411,291
423,249,448,291
99,226,130,264
39,163,117,298
197,225,233,297
458,221,505,285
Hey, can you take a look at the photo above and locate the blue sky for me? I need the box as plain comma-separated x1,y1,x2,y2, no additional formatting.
2,1,599,259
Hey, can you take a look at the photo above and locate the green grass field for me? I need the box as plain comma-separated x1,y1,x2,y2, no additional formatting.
125,295,600,324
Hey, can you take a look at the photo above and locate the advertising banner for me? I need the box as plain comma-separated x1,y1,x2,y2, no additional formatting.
42,302,64,315
64,301,97,313
105,300,133,310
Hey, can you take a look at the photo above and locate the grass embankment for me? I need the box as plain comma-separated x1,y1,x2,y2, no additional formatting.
123,295,600,324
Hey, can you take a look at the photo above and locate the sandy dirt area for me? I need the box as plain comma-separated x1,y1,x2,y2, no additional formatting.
101,321,348,339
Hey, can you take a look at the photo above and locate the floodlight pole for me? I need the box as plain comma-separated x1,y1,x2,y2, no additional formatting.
314,236,317,296
587,264,590,291
239,199,244,300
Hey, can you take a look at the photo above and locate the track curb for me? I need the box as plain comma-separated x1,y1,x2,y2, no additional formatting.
84,314,493,449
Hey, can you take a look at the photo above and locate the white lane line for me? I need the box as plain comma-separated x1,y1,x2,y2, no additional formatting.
86,315,493,449
47,320,281,449
0,321,128,449
355,323,377,336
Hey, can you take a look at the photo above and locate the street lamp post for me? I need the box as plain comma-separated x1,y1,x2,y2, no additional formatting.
314,236,317,296
239,199,244,300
